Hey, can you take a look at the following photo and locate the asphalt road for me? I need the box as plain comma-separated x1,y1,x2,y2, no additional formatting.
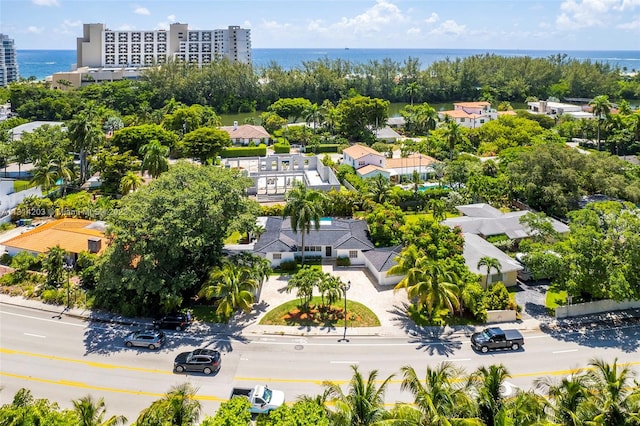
1,304,639,422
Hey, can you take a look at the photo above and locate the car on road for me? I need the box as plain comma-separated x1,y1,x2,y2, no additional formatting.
153,313,191,331
124,330,165,350
471,327,524,353
173,348,221,375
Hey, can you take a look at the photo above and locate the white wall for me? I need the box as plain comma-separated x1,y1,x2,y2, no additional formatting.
555,299,640,319
486,309,517,323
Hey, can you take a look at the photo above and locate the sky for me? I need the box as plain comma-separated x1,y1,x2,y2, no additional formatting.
1,0,639,50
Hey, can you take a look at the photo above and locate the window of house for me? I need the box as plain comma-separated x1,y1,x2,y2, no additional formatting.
480,119,485,124
273,253,281,260
349,250,358,258
358,161,365,166
488,272,505,284
460,118,465,122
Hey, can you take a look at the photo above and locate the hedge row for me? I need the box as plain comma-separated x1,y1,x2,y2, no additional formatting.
219,144,267,158
304,144,341,153
273,143,291,154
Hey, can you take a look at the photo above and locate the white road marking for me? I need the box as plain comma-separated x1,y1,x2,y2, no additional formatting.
24,333,46,338
240,357,249,361
330,361,359,364
449,358,471,362
1,310,85,327
552,349,578,354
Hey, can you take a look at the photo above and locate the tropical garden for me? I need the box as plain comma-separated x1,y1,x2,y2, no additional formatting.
2,358,639,425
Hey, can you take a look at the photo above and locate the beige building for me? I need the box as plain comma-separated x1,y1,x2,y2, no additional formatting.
76,23,251,69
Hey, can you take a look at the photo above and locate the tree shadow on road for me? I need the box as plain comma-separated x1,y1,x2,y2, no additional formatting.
388,302,466,356
539,311,640,353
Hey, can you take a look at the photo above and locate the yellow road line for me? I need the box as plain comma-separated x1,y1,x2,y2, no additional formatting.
0,347,172,375
0,372,226,402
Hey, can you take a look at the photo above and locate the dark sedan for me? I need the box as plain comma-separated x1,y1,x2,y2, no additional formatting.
124,330,165,350
173,348,221,375
153,313,191,331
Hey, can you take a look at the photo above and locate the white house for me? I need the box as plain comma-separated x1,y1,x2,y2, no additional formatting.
438,101,498,129
342,144,386,169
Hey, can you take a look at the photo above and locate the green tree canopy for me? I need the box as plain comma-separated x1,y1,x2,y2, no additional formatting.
93,162,258,315
110,124,178,157
181,127,232,164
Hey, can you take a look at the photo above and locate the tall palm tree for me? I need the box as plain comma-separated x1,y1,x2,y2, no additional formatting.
396,362,479,425
583,357,640,425
469,364,511,426
67,105,104,183
119,171,144,195
502,390,547,426
444,119,463,160
534,371,591,426
394,257,461,319
199,265,258,318
72,395,127,426
323,365,393,425
405,82,421,106
477,256,502,288
139,139,170,179
136,383,201,426
387,244,425,278
282,181,328,264
590,95,612,151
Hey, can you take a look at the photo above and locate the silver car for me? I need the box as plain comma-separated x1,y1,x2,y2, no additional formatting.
124,330,166,350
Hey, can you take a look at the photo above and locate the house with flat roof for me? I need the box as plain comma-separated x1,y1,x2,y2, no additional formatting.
3,218,107,259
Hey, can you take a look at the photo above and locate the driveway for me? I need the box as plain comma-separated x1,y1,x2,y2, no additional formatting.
245,265,410,336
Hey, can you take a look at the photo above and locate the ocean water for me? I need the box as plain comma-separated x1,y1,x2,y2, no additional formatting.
16,48,640,81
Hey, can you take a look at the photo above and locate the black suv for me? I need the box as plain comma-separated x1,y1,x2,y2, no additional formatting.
153,313,191,331
174,348,221,375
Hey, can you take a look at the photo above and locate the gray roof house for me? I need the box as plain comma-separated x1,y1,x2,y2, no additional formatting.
442,203,569,239
462,233,523,287
253,217,402,286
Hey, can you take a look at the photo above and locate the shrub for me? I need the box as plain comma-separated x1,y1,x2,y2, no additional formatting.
219,144,267,158
274,141,290,153
336,256,351,266
41,288,66,305
295,254,322,264
486,282,511,310
260,204,284,216
278,260,298,272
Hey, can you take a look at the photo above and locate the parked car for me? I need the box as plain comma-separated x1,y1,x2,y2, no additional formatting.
124,330,165,350
153,313,191,331
471,327,524,353
173,348,221,375
230,385,285,414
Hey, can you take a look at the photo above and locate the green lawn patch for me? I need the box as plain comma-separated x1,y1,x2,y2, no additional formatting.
259,296,380,327
190,305,227,324
14,180,37,192
224,231,242,244
545,288,567,316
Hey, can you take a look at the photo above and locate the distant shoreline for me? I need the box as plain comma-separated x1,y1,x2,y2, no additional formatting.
17,48,640,81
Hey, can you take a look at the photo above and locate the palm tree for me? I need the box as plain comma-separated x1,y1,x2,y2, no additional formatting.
323,365,393,425
136,383,201,426
30,158,59,190
430,199,447,222
590,95,612,151
469,364,511,426
72,395,127,426
119,171,144,195
583,357,640,425
199,265,258,318
444,119,463,160
405,82,421,106
139,139,169,179
367,174,392,204
502,390,547,426
534,371,591,426
394,256,461,320
477,256,502,289
67,105,104,183
282,181,328,264
387,244,425,278
396,362,479,425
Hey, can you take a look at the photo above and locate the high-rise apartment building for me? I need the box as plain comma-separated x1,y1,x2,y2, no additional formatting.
76,23,251,69
0,33,19,87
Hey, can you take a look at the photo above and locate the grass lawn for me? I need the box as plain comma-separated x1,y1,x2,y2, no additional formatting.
190,305,227,323
14,180,37,192
224,231,242,244
259,296,380,327
545,288,567,316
